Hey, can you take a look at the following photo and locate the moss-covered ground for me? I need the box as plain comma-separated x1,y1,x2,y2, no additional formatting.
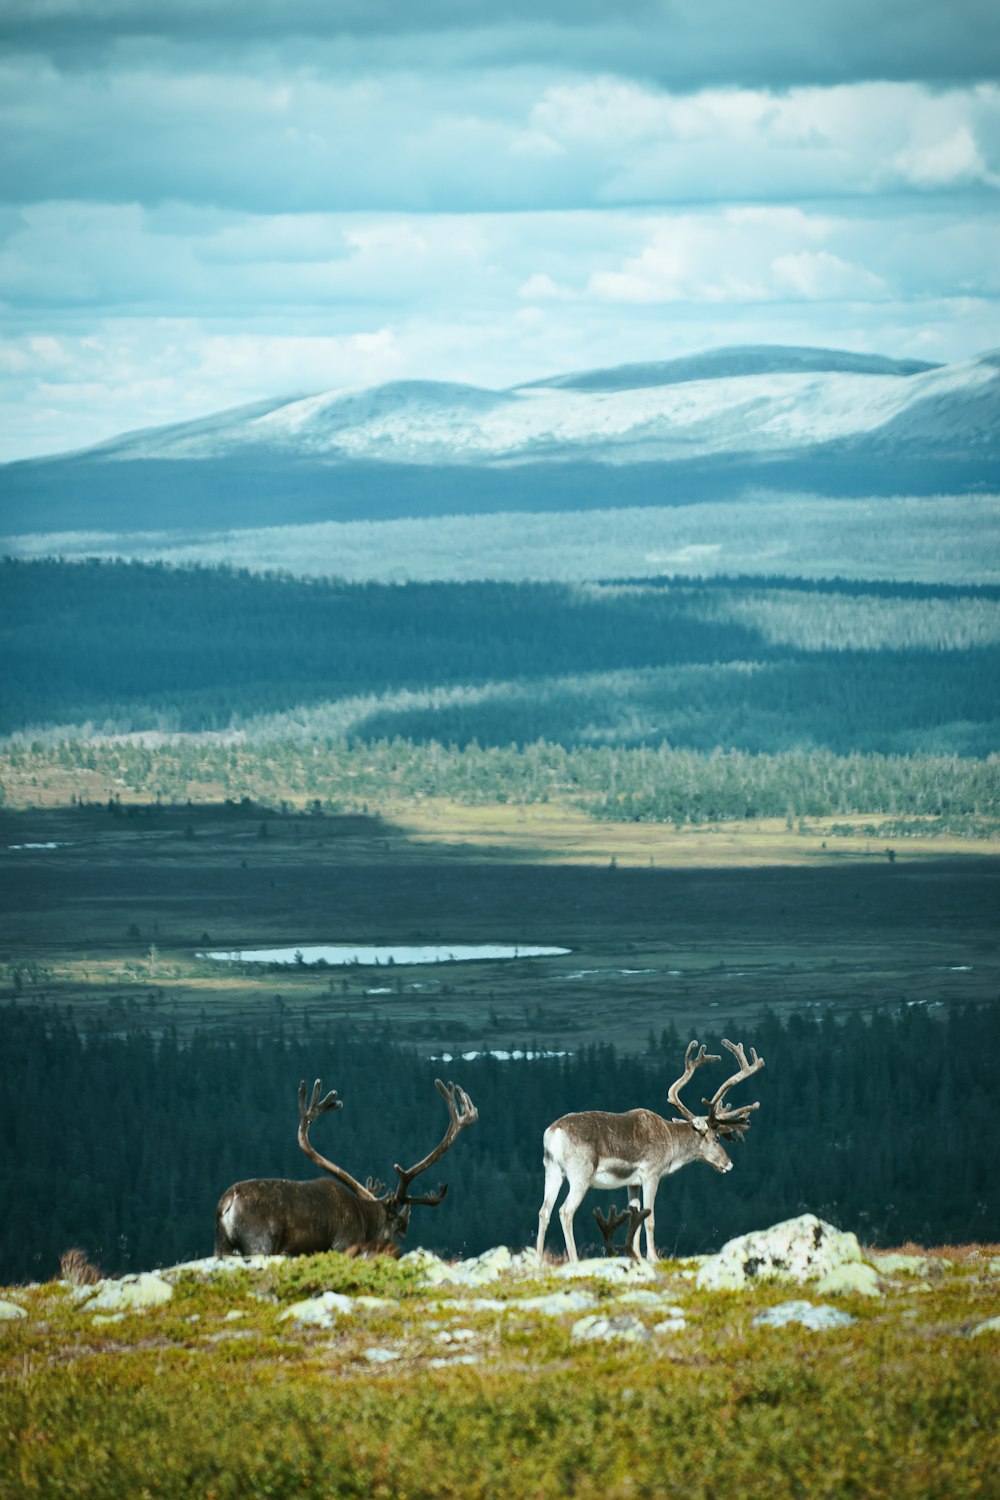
2,1247,998,1499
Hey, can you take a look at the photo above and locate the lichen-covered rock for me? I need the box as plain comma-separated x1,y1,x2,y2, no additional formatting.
815,1262,882,1298
753,1301,856,1331
0,1300,27,1321
571,1312,651,1343
161,1255,286,1279
281,1291,353,1328
511,1289,598,1316
555,1256,659,1283
653,1316,687,1335
87,1273,174,1313
405,1245,515,1287
695,1215,868,1292
870,1253,930,1276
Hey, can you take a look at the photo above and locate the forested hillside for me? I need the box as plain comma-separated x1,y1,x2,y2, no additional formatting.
1,1002,996,1284
2,559,998,755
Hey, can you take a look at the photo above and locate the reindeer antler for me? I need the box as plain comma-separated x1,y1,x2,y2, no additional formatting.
296,1078,380,1202
666,1040,721,1125
704,1039,765,1140
391,1079,479,1208
594,1203,651,1261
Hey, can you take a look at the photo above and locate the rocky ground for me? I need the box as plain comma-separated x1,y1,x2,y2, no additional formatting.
2,1214,999,1498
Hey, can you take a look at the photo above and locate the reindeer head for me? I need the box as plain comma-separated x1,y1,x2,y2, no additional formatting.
667,1039,765,1172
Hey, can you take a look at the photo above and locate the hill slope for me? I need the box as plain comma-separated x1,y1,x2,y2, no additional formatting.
2,345,998,537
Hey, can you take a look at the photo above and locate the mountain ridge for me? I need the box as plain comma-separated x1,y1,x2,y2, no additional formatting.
2,344,998,538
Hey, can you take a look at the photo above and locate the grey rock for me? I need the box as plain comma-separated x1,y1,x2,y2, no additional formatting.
652,1316,687,1335
696,1215,871,1292
571,1312,651,1344
511,1289,599,1316
555,1257,659,1283
281,1291,353,1328
753,1300,857,1331
86,1273,174,1313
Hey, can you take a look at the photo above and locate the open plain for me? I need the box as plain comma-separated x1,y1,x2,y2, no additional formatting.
2,796,996,1055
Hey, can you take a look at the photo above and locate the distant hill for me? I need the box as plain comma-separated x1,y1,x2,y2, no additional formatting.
2,345,998,537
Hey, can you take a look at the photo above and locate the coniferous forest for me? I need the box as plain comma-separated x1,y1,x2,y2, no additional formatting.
2,558,999,756
2,1001,997,1286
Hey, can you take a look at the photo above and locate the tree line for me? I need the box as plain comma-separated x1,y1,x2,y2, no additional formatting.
1,1001,996,1285
5,736,998,833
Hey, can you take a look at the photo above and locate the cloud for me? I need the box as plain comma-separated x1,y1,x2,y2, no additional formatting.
3,56,997,215
585,209,903,306
1,4,998,460
2,0,999,88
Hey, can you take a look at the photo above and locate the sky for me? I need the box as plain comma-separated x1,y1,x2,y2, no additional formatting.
1,0,999,461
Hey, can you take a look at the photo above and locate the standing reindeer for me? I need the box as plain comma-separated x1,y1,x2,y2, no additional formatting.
216,1075,478,1256
537,1038,764,1263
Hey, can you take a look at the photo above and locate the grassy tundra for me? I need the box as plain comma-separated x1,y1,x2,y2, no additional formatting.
2,1246,998,1499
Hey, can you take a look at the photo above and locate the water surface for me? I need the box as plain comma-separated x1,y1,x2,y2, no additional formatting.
200,943,570,967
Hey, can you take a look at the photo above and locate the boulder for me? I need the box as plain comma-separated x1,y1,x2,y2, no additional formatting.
695,1215,875,1293
555,1256,659,1283
281,1291,354,1328
86,1273,174,1313
511,1289,598,1316
753,1300,856,1331
815,1262,881,1298
571,1312,651,1344
0,1300,27,1321
404,1245,520,1288
869,1252,930,1276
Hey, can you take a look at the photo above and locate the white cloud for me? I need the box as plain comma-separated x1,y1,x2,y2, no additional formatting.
1,34,999,460
771,251,889,301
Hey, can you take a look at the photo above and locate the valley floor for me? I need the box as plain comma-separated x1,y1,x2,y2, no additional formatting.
1,800,997,1053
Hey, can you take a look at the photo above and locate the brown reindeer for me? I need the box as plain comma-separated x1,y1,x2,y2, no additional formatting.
537,1038,764,1263
215,1075,478,1256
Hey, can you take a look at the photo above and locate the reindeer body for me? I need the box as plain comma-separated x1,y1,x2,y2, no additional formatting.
537,1040,764,1264
537,1107,731,1263
214,1076,476,1259
215,1177,398,1257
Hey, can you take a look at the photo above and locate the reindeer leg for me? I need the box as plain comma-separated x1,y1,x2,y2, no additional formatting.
537,1155,563,1257
558,1176,588,1263
639,1176,659,1262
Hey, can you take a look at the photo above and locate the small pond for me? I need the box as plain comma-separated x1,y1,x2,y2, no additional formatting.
199,943,570,967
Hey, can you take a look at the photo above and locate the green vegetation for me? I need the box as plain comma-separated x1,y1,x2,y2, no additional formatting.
1,1003,997,1285
4,736,999,836
1,1246,998,1498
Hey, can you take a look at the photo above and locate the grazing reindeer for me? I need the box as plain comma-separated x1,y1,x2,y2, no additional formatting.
537,1038,764,1263
216,1075,478,1256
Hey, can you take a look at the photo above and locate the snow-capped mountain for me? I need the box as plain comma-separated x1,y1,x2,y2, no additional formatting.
3,345,998,538
77,345,998,468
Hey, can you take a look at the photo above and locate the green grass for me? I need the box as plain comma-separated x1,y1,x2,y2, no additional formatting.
2,1253,998,1499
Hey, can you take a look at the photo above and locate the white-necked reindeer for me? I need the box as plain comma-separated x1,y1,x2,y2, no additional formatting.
216,1075,478,1256
536,1038,764,1263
